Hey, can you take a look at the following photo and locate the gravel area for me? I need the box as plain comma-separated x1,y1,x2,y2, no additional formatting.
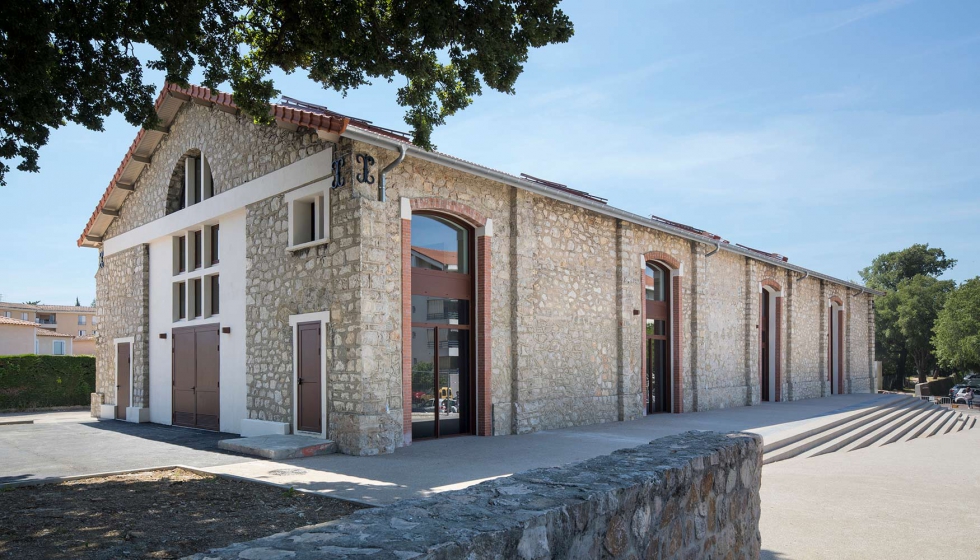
0,468,367,560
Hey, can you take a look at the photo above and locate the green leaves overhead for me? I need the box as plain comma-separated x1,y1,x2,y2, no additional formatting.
0,0,574,185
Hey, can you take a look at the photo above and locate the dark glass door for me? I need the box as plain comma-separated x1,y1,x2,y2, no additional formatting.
409,213,475,440
644,262,671,414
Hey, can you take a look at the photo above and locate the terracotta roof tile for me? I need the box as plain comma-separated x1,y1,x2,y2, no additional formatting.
78,83,351,246
35,329,76,338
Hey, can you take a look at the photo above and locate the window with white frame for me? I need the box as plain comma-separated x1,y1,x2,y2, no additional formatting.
53,340,65,355
168,153,214,215
79,330,86,336
285,180,330,251
21,312,27,320
3,311,9,318
78,315,86,325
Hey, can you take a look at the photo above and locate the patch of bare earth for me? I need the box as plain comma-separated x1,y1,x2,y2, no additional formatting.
0,468,367,559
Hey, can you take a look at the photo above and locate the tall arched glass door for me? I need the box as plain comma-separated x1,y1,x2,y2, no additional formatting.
410,214,474,439
645,262,671,413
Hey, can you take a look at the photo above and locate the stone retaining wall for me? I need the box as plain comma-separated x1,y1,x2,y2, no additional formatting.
189,431,762,560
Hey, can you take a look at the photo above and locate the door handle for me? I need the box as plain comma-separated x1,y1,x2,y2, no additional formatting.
298,379,303,385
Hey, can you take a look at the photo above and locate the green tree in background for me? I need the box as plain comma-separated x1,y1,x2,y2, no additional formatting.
934,277,980,373
0,0,574,186
860,243,956,292
860,244,956,389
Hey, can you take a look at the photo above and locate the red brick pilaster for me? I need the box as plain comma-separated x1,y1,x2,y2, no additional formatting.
401,218,412,444
672,274,684,413
477,235,492,436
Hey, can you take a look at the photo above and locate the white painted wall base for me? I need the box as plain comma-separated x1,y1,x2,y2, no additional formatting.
99,404,115,420
240,418,291,437
126,407,151,423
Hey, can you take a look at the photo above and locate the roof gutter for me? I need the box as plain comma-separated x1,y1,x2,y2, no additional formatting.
342,127,883,296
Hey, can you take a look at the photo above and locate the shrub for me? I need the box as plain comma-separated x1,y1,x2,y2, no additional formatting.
0,355,95,410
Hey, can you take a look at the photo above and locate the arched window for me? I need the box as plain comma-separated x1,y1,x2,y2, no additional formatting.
409,213,474,440
644,261,671,413
410,215,469,274
166,150,214,215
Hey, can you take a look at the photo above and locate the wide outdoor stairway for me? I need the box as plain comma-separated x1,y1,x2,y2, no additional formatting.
763,394,977,464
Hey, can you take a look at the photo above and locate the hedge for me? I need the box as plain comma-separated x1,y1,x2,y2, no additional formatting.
0,355,96,410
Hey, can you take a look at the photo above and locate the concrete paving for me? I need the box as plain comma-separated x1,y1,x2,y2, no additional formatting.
0,411,252,485
760,421,980,560
204,393,891,505
217,434,338,459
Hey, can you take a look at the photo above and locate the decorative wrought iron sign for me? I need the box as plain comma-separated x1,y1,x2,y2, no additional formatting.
356,153,376,184
331,155,346,189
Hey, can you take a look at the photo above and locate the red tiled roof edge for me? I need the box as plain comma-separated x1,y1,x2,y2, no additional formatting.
78,83,351,247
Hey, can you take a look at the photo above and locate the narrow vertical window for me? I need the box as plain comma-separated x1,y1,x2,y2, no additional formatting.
192,278,202,318
178,236,186,273
210,224,220,265
178,282,187,320
210,275,220,315
193,230,203,270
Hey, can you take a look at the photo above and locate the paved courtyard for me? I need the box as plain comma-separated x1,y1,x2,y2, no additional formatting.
4,396,973,558
0,409,251,485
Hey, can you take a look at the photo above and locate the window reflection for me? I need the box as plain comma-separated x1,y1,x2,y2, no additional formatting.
644,263,666,301
411,214,469,274
412,295,470,325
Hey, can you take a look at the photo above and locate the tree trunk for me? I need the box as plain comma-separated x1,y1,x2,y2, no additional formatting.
894,347,908,391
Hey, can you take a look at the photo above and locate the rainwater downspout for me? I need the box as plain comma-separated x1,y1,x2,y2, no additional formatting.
705,241,721,258
378,144,407,202
795,270,809,282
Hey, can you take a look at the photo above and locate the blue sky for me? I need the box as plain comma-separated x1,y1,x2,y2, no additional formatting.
1,0,978,305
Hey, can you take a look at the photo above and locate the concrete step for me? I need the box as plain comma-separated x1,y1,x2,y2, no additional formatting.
881,406,946,445
217,434,337,460
924,410,958,438
958,414,968,432
841,406,936,451
844,403,937,453
944,413,962,435
806,399,932,459
971,417,977,430
763,398,923,465
762,396,904,454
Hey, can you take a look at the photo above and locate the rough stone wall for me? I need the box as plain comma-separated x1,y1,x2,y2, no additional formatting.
698,251,752,410
846,291,874,394
243,195,331,424
785,276,824,400
513,195,621,432
92,244,149,413
189,431,763,560
104,102,329,240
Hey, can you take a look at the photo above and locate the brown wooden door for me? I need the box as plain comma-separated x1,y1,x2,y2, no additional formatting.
297,322,322,433
194,325,220,431
173,327,197,427
645,262,671,414
116,343,131,419
172,323,220,430
760,292,770,402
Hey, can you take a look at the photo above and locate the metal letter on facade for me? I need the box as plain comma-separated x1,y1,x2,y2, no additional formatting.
356,153,376,184
331,156,346,189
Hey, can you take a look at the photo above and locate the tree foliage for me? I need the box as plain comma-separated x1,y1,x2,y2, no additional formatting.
934,277,980,373
860,243,956,292
0,0,574,185
862,244,957,388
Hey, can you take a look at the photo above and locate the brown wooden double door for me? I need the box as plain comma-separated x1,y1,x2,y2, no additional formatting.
296,321,323,434
172,323,220,431
116,342,131,419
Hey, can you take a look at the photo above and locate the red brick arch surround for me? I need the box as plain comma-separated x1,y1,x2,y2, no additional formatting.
760,278,783,402
401,198,491,444
641,251,684,414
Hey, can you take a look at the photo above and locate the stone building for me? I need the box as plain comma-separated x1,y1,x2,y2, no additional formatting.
80,84,878,455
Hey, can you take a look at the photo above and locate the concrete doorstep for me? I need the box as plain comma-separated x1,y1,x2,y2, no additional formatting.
216,434,337,460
